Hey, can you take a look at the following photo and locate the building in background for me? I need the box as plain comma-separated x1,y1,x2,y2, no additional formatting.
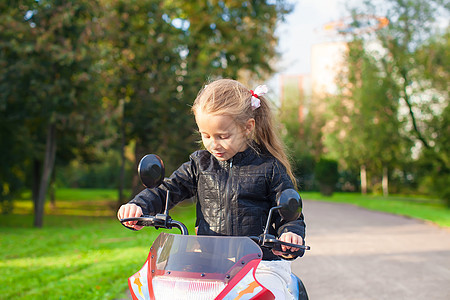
279,15,388,121
279,41,347,122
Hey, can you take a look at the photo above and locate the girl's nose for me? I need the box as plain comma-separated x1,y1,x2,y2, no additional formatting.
210,139,221,150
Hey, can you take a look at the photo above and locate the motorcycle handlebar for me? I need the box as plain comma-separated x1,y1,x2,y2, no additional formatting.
120,217,309,256
169,220,189,235
249,235,310,257
273,239,311,251
120,215,189,235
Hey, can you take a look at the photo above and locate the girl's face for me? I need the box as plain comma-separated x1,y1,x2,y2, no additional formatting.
195,110,254,161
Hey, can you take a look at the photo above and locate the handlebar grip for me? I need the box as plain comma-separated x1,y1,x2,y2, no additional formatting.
120,216,156,230
136,219,156,227
119,215,189,235
249,235,310,258
276,240,310,251
280,248,305,258
273,242,309,257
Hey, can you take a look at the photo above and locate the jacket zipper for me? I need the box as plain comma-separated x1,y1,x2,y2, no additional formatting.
225,158,233,235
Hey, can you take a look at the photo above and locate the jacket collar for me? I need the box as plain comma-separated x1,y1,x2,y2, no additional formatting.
229,142,265,164
214,142,265,167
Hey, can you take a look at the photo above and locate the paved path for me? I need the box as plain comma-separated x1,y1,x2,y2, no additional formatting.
292,200,450,300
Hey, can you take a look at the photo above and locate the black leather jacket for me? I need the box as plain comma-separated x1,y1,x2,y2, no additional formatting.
129,146,306,260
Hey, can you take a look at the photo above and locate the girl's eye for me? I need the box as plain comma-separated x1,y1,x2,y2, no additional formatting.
219,135,230,139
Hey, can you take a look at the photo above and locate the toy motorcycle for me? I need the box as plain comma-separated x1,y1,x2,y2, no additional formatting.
120,154,310,300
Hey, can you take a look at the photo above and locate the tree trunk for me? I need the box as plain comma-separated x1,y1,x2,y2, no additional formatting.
117,121,126,207
49,168,56,209
399,68,430,150
360,165,367,195
32,159,41,215
34,123,57,228
382,166,389,197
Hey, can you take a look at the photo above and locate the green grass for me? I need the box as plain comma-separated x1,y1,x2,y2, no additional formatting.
301,192,450,227
0,192,197,300
2,188,449,299
19,188,121,202
13,188,125,217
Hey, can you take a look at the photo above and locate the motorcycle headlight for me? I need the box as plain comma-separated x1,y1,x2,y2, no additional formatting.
152,276,226,300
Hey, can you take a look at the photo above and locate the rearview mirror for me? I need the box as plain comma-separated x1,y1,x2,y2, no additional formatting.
277,189,302,221
138,154,165,189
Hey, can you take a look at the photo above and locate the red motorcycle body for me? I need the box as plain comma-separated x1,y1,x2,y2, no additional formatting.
128,233,274,300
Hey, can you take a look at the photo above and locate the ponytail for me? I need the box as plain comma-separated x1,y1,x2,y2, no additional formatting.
253,95,297,189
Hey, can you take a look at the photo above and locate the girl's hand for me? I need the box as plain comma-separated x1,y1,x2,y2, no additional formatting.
272,232,303,256
117,204,144,230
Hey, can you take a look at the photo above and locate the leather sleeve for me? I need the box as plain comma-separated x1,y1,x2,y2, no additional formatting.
270,160,307,258
128,152,198,215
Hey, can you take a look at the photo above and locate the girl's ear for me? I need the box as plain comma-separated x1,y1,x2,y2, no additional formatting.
244,118,255,136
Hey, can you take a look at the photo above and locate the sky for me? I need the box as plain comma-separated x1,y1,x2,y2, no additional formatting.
273,0,448,74
267,0,353,94
275,0,350,74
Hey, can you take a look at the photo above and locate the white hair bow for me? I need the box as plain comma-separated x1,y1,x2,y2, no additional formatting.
250,85,268,110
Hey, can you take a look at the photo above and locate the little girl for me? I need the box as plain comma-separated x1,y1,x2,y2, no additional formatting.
118,78,306,299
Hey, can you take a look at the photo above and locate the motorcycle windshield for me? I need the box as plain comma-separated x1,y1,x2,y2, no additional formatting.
149,232,262,281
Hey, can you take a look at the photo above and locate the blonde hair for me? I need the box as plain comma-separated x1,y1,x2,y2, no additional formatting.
192,79,297,188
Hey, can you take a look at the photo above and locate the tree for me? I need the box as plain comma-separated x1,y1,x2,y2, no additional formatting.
0,0,295,219
0,0,103,226
279,76,325,191
325,38,407,195
364,0,449,198
101,0,193,201
414,29,450,203
181,1,292,84
104,0,294,200
325,0,448,196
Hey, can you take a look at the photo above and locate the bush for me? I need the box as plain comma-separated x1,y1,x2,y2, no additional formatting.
315,158,339,196
56,150,133,189
293,154,316,191
420,173,450,207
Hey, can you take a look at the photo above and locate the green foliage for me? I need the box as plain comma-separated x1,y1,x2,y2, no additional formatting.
323,0,449,196
292,154,316,191
325,38,406,175
279,76,325,191
414,32,450,205
98,0,294,194
0,0,107,222
336,170,360,192
56,150,133,189
416,103,450,206
0,0,292,216
1,0,103,137
181,0,293,82
314,158,339,196
419,174,450,207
